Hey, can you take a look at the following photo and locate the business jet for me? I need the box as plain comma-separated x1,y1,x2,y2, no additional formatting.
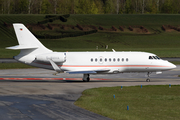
6,23,176,82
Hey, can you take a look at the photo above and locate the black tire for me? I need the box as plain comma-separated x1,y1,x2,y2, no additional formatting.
146,79,150,82
83,77,90,82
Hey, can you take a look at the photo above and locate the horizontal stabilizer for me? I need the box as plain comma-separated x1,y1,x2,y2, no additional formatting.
6,45,38,50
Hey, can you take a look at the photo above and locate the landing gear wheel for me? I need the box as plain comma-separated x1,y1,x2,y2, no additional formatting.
83,78,89,82
146,78,150,82
83,74,90,82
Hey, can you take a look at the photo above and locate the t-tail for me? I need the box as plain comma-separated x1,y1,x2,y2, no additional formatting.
6,23,52,64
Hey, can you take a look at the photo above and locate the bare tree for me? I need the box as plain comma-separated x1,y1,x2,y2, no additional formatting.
28,0,32,14
1,0,4,14
54,0,57,14
39,0,43,14
0,0,10,14
7,0,10,14
49,0,57,14
116,0,119,14
142,0,145,14
157,0,159,12
135,0,138,13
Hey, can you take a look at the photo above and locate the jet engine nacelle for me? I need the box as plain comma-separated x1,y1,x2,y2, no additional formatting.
36,52,66,63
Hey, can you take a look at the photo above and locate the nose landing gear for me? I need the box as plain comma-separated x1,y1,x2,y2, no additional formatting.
146,72,151,82
146,78,150,82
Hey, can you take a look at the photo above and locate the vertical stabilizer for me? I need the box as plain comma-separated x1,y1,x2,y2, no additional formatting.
6,23,52,55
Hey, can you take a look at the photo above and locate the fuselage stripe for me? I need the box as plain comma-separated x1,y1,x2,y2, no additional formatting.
61,65,170,68
34,62,171,68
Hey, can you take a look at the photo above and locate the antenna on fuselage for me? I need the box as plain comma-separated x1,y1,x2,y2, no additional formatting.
112,49,116,52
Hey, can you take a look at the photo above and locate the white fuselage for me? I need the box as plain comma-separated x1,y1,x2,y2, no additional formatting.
15,51,176,74
7,24,177,82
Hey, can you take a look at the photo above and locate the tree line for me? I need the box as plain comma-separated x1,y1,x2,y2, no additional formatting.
0,0,180,14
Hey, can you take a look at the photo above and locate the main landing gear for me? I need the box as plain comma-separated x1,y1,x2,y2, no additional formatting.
83,74,90,82
146,72,151,82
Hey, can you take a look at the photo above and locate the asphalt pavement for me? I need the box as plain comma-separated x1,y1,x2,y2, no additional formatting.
0,65,179,120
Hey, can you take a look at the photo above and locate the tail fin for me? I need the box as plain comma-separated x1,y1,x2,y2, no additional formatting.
6,23,52,55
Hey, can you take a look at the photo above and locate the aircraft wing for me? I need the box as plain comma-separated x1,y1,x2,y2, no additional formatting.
65,69,110,74
48,58,110,74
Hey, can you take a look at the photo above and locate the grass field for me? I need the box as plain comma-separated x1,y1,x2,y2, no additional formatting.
0,62,35,69
75,85,180,120
3,32,180,58
0,14,180,58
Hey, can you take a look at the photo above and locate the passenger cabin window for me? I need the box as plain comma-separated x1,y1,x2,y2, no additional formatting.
91,58,129,62
91,58,93,62
122,58,124,62
113,58,116,62
105,58,107,62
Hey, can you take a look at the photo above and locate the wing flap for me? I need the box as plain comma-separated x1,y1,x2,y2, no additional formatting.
65,68,110,74
66,71,97,74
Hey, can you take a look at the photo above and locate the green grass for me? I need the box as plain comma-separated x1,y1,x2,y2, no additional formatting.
0,14,45,24
1,14,180,58
171,61,180,65
75,85,180,120
2,32,180,58
40,32,180,57
0,63,35,69
64,14,180,27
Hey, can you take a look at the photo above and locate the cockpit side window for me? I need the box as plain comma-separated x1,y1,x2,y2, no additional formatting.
149,56,153,59
153,56,157,59
156,56,160,59
149,56,161,60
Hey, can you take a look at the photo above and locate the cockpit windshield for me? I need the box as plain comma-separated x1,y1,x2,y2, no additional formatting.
149,56,153,59
153,56,157,59
156,56,160,59
149,56,161,60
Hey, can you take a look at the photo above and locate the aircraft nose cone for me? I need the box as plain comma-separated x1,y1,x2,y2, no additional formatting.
169,62,176,69
172,64,176,69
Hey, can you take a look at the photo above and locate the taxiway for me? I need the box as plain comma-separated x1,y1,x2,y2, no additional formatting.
0,66,179,120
